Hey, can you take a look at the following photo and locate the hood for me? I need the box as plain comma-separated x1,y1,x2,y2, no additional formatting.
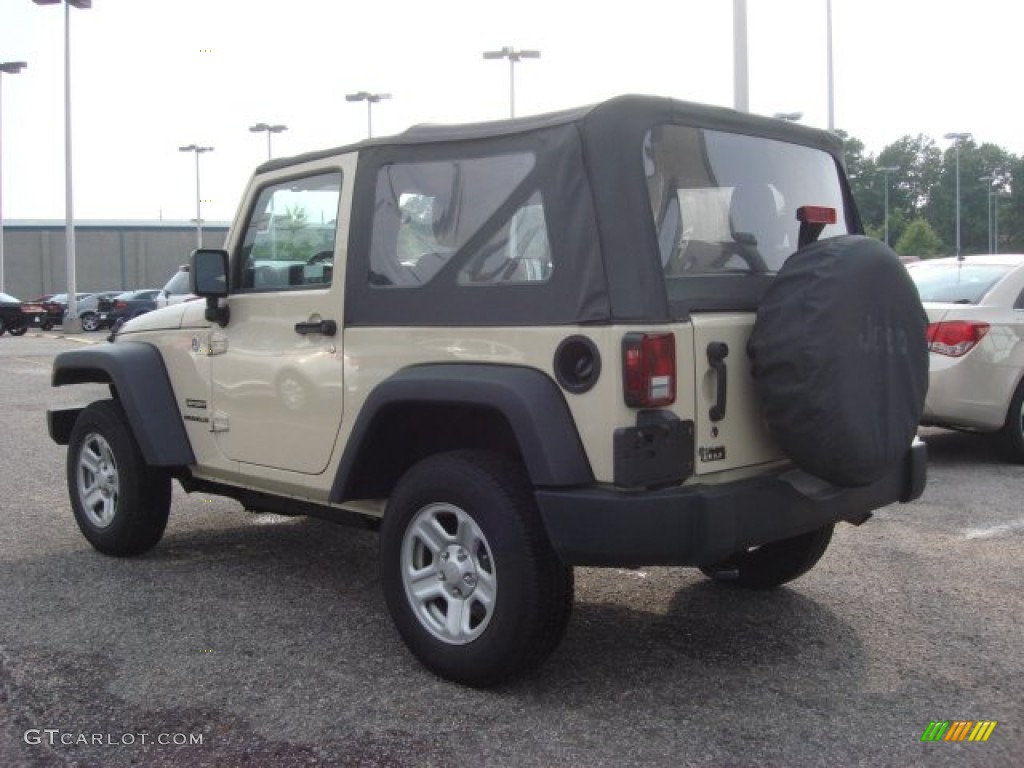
115,303,188,334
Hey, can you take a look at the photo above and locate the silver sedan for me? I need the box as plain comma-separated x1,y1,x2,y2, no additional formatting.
907,254,1024,461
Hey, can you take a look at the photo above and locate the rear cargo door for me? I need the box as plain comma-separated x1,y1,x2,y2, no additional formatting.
690,313,784,475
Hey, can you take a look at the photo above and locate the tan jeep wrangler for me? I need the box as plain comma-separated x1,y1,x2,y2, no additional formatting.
48,95,928,687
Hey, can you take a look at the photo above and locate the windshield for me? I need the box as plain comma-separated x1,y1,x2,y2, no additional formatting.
644,125,849,278
908,262,1012,304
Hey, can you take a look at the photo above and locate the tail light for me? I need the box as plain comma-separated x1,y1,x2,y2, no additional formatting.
622,332,676,407
926,320,990,357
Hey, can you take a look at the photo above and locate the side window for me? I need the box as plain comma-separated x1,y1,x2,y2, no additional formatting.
458,193,551,285
238,171,342,292
1015,288,1024,310
369,153,544,288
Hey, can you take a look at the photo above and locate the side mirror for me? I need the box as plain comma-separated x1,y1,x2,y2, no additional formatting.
190,249,230,326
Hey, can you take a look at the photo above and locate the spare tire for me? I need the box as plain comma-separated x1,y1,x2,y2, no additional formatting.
748,235,928,487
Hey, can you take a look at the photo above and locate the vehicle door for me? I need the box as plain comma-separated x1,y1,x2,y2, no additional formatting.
208,158,353,474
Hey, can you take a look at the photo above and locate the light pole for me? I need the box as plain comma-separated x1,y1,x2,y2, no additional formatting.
0,61,27,295
878,166,899,246
345,92,390,138
249,123,286,161
33,0,91,333
482,47,540,118
993,189,1008,254
979,174,996,253
732,0,749,112
826,0,834,130
943,132,971,259
178,145,213,249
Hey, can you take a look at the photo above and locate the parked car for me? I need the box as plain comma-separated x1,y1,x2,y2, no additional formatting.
97,289,162,330
76,291,125,332
154,265,198,308
0,292,41,335
906,254,1024,461
40,292,95,330
48,94,928,687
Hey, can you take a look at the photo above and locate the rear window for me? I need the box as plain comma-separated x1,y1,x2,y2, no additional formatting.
644,125,849,280
908,263,1012,304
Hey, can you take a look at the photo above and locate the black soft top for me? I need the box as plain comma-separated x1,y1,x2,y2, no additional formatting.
257,94,843,174
262,95,851,326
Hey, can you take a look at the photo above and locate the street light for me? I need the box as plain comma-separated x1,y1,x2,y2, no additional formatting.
33,0,92,333
878,166,899,246
0,61,27,295
482,46,540,118
178,145,213,249
826,0,835,130
733,0,749,112
345,92,390,138
943,131,972,259
993,189,1009,255
979,174,996,253
249,122,287,161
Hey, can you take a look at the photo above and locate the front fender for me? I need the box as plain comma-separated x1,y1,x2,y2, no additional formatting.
50,342,195,467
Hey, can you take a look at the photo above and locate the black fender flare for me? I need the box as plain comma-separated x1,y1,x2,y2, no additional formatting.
49,342,195,467
330,364,594,502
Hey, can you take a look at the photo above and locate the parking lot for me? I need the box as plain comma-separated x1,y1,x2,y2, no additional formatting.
1,333,1021,767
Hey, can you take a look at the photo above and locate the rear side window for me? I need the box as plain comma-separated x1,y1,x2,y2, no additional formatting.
909,263,1012,304
369,153,552,288
644,125,849,277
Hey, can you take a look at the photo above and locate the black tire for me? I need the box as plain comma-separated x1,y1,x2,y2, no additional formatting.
748,235,929,487
380,450,573,687
999,380,1024,463
7,324,27,336
67,399,171,556
700,524,834,589
41,319,55,331
0,316,6,335
80,312,100,332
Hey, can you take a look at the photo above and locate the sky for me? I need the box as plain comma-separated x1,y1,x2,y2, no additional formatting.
0,0,1021,224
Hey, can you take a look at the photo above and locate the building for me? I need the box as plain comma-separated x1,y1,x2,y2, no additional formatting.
2,220,230,299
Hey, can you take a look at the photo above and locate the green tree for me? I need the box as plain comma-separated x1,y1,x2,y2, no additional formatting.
895,218,943,257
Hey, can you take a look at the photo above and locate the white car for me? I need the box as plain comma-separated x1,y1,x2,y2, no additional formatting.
907,254,1024,461
154,265,198,308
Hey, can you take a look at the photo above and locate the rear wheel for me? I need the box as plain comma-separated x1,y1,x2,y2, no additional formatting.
67,400,171,556
8,324,27,336
41,318,55,331
700,524,834,589
380,451,573,687
999,380,1024,463
0,316,6,335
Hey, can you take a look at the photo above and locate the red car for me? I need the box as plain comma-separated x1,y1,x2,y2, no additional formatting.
0,292,47,335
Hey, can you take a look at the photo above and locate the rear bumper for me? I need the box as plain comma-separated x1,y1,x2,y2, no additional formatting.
535,439,927,567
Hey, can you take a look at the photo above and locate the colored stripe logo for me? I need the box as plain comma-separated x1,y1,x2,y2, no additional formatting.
921,721,997,742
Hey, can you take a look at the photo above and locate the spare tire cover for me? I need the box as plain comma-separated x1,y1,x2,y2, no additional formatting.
748,235,928,487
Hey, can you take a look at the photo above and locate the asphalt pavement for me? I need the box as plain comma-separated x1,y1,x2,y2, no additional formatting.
1,333,1021,767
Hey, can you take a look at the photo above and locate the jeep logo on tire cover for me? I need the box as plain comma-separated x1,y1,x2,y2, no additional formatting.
859,314,908,356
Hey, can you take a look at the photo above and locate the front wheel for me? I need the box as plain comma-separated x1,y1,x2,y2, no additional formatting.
67,400,171,556
380,451,573,687
700,524,834,589
999,380,1024,463
80,312,100,332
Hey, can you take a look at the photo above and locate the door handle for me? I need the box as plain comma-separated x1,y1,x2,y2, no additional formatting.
294,319,337,336
707,342,729,422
